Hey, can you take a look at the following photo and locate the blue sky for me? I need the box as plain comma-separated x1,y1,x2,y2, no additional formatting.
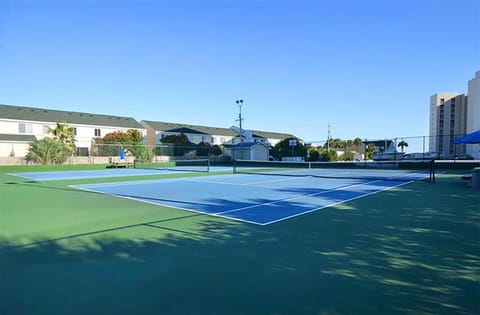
0,0,478,144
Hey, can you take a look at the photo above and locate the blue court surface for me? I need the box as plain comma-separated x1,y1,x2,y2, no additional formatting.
72,173,412,225
8,166,232,181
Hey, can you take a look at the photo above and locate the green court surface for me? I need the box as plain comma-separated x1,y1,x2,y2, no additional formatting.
0,165,479,315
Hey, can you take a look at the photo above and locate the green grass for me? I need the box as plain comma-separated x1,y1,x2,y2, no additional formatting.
0,165,479,315
0,163,108,173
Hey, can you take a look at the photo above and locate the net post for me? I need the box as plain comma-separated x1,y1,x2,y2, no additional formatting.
233,159,237,174
430,159,435,183
207,159,211,172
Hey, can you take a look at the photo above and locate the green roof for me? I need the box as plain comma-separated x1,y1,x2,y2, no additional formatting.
142,120,296,140
0,133,36,142
142,120,238,137
0,104,144,129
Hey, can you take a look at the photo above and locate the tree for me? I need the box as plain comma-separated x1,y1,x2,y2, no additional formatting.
365,144,376,160
353,138,363,154
101,129,142,144
26,122,76,164
308,148,320,161
340,151,355,161
159,133,195,157
160,133,192,146
49,122,76,155
196,142,211,156
93,129,150,160
270,137,307,160
211,145,223,156
398,140,409,152
126,129,142,143
131,145,154,162
325,138,345,149
320,150,338,162
26,137,69,165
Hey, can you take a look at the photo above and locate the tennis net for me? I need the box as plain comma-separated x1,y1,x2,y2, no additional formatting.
134,159,210,172
233,160,435,182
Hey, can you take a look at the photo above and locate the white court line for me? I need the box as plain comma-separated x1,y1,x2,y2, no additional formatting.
69,173,259,189
70,174,418,226
215,179,386,217
71,185,266,225
184,175,308,188
260,180,413,225
7,173,35,180
69,175,211,189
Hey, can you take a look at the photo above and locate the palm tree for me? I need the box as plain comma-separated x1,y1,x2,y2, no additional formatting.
27,137,68,165
366,144,376,160
49,122,76,155
353,138,363,151
397,140,409,152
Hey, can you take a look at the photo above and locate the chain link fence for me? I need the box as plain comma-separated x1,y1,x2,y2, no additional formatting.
90,143,230,162
306,134,473,161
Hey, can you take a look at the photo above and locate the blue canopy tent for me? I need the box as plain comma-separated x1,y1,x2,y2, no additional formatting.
452,129,480,144
453,130,480,188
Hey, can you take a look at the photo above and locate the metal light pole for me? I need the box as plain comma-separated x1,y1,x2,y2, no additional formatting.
236,99,244,145
327,123,331,152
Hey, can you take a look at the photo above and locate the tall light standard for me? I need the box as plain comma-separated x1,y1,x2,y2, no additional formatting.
235,99,244,145
327,123,331,152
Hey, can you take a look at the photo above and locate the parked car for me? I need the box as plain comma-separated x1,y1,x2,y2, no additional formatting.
452,154,474,160
403,152,443,160
372,152,404,161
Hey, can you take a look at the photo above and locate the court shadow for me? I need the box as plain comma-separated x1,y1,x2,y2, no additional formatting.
5,180,39,184
3,180,103,194
1,178,479,315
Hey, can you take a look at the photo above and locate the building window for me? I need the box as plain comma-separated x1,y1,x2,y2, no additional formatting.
94,128,101,137
202,136,213,144
18,123,33,134
76,147,89,156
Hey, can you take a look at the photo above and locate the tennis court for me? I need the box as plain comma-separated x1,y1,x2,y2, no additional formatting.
72,174,416,225
9,159,230,181
1,162,479,315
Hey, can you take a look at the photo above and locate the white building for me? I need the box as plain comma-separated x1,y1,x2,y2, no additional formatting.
429,71,480,159
141,120,238,146
467,71,480,159
141,120,295,160
429,93,468,157
227,142,270,161
0,134,36,158
0,104,298,162
0,104,145,158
